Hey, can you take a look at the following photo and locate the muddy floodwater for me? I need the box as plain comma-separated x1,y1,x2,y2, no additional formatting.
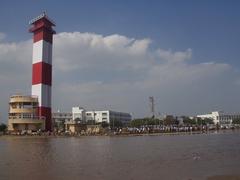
1,131,240,180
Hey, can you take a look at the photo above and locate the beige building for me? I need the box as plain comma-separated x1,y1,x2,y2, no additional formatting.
65,120,85,134
64,120,104,134
8,95,45,132
86,125,105,134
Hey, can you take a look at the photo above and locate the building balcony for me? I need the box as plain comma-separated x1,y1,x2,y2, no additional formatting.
9,108,37,114
9,118,45,124
9,95,38,103
8,117,46,131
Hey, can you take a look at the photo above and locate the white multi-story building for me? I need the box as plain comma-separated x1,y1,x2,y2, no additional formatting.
72,107,86,121
72,107,132,124
197,111,240,125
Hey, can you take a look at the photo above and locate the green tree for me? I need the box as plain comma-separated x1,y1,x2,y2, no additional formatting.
74,118,81,122
101,121,109,128
87,120,96,125
130,118,145,127
182,116,196,125
0,123,7,132
196,117,204,125
159,119,164,125
232,118,240,124
204,118,214,125
196,118,213,125
130,118,163,127
110,119,123,128
130,119,144,127
147,118,160,125
164,116,178,125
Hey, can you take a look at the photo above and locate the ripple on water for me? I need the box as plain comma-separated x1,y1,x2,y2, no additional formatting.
0,132,240,180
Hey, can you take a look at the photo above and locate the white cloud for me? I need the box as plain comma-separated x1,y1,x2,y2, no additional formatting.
129,39,151,55
0,31,240,122
54,32,152,72
0,40,32,64
156,48,192,62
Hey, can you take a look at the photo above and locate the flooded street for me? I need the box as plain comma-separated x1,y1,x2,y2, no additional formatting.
1,131,240,180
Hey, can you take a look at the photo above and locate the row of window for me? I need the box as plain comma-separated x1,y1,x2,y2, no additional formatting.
9,113,37,119
216,115,240,120
53,114,72,118
86,112,108,116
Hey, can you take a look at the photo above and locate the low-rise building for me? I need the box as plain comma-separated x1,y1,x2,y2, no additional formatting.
72,107,132,125
197,111,240,125
52,111,72,132
86,124,105,134
8,95,45,132
65,120,85,134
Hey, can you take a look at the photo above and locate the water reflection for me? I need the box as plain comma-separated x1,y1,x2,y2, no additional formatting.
0,132,240,180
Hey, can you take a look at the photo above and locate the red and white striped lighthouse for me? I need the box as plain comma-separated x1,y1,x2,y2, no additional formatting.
29,13,56,131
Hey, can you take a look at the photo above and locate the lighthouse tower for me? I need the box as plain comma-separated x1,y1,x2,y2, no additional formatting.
29,13,56,131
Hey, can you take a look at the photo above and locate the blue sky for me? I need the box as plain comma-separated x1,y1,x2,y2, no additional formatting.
1,0,240,121
1,0,240,66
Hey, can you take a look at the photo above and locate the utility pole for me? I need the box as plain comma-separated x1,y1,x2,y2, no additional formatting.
149,96,155,119
158,112,161,126
93,110,95,125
